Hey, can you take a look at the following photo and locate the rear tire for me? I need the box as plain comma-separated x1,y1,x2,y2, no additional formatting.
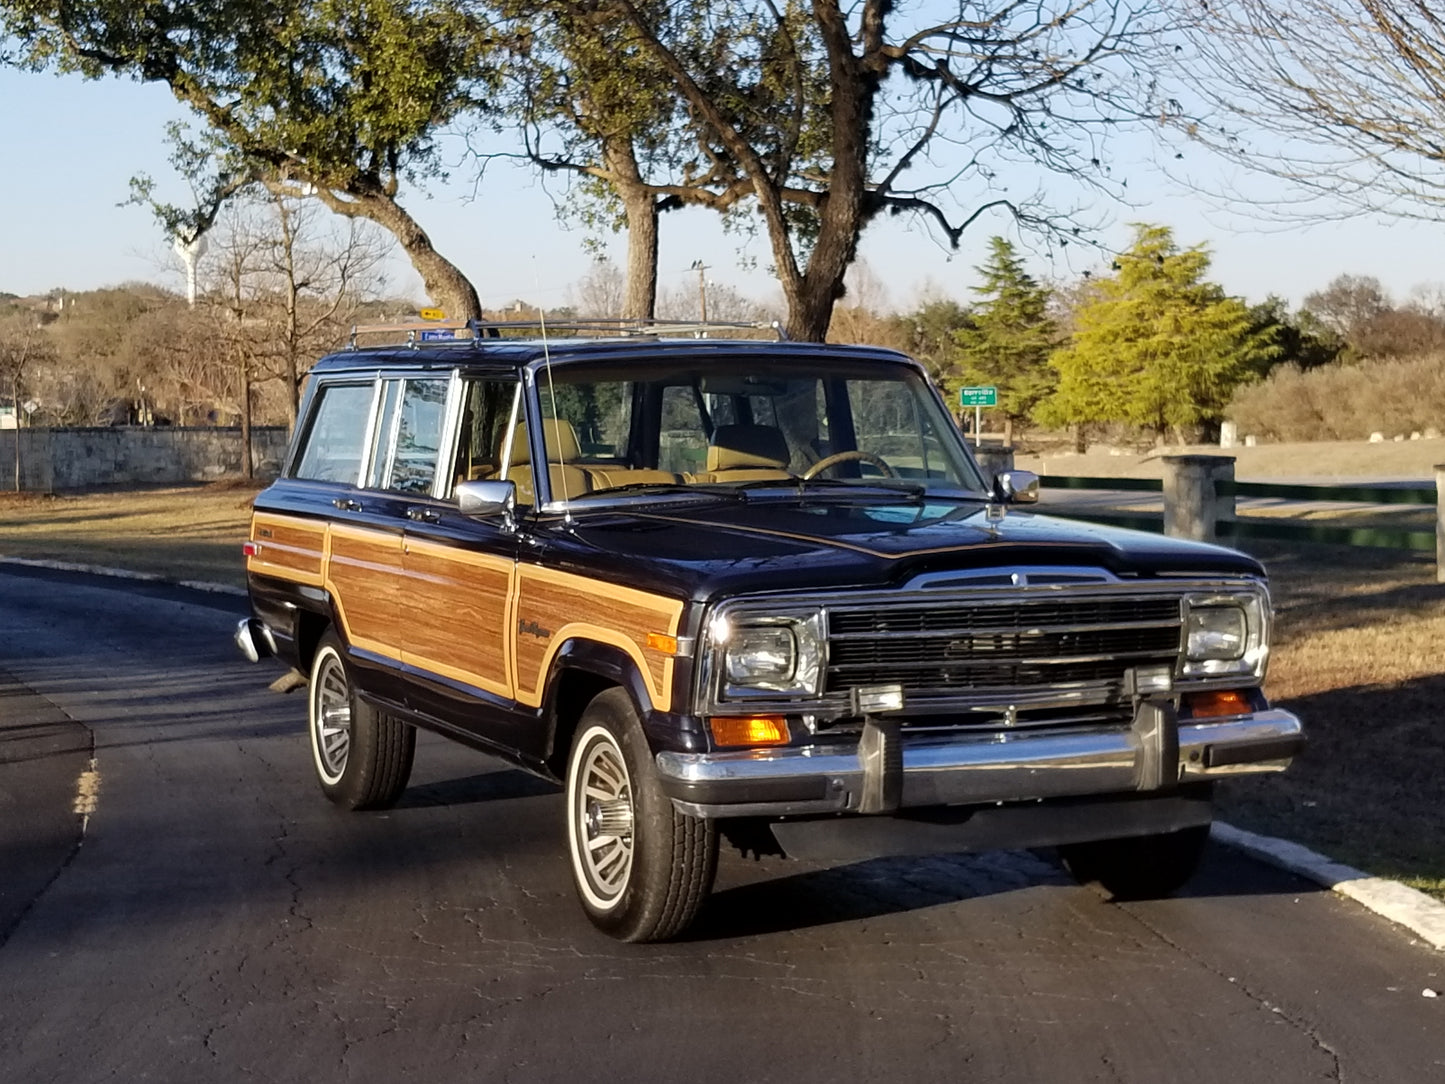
1059,824,1211,901
307,630,415,811
565,688,717,942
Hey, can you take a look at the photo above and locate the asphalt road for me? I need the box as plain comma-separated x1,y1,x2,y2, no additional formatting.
1,567,1441,1084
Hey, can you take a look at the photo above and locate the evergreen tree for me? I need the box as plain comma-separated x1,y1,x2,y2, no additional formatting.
1038,225,1278,443
952,237,1058,429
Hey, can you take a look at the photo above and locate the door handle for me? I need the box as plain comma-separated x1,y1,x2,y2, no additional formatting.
406,506,441,523
332,497,362,512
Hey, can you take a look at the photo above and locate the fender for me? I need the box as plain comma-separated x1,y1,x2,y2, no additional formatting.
542,638,709,760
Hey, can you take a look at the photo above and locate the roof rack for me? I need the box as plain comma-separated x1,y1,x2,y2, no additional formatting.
346,317,788,349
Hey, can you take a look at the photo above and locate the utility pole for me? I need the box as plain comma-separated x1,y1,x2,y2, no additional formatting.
690,260,710,323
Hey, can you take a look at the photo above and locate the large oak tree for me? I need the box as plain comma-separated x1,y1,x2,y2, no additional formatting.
512,0,1176,341
2,0,496,319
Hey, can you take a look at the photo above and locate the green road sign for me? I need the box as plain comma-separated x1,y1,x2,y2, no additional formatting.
960,386,998,407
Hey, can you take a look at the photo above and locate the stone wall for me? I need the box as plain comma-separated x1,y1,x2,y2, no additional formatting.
0,427,291,491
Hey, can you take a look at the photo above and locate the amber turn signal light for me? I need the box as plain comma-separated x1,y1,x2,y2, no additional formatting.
646,632,678,655
709,715,790,747
1184,689,1252,719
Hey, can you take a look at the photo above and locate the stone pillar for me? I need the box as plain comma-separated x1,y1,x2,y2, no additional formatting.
1436,465,1445,584
972,446,1015,488
1163,455,1236,543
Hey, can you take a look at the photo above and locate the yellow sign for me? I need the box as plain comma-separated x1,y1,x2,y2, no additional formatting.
419,307,446,321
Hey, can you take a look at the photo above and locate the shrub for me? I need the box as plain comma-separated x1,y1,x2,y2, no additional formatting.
1227,354,1445,441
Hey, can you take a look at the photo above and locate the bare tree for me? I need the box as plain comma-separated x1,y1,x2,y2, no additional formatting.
0,313,58,489
567,260,628,318
511,0,1174,342
201,193,390,474
1175,1,1445,221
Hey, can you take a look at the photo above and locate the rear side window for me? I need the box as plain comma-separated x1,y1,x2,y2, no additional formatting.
385,378,450,495
291,382,375,483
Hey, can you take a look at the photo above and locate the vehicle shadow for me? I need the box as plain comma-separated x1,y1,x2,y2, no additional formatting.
682,838,1323,941
398,769,558,808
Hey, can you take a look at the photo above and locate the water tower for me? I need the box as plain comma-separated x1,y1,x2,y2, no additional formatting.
173,232,210,307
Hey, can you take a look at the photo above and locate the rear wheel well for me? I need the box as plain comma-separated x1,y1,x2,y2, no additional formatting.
295,610,331,674
546,670,619,779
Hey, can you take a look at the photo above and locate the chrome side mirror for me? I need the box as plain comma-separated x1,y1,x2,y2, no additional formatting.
455,480,517,527
992,470,1040,505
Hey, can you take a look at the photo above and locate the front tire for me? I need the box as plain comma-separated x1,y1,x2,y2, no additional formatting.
308,630,415,811
565,689,717,942
1059,824,1211,900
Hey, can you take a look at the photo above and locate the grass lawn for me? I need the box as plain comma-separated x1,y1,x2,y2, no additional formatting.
1,482,1441,901
0,483,259,590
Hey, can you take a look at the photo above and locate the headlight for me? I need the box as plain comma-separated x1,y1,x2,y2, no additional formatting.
709,609,824,698
1186,607,1247,660
1182,591,1268,678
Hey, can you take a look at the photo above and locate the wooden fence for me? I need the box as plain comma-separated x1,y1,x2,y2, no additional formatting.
1038,455,1445,582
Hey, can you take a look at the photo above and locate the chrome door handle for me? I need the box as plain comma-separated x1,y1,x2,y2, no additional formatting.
406,506,440,523
332,497,362,512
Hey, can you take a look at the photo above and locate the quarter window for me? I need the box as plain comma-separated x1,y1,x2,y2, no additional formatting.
291,382,375,484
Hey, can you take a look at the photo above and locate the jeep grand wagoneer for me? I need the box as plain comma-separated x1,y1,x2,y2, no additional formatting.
235,320,1303,941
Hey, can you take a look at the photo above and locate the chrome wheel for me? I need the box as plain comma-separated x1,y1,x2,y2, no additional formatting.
568,724,635,909
309,644,352,786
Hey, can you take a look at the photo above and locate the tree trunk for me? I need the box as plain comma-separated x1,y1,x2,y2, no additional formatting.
605,139,659,321
329,190,483,321
239,358,254,481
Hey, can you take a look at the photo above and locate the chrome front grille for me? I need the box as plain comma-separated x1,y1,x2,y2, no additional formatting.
825,595,1183,700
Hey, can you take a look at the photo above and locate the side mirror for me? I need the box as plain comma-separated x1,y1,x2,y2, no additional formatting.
992,470,1040,505
455,479,517,522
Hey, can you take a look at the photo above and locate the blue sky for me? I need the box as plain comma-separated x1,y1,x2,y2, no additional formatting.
2,65,1441,315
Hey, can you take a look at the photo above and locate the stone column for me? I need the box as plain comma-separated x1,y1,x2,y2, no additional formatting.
1163,455,1236,543
972,446,1015,488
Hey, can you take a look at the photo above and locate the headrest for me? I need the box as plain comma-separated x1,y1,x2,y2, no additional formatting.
507,418,583,465
706,424,790,472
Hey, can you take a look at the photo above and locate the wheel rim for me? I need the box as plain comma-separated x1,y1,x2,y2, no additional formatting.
573,731,634,904
311,650,352,782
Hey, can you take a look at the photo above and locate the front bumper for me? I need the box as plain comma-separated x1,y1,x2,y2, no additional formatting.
655,707,1303,818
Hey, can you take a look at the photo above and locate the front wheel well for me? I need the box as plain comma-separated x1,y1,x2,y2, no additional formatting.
545,669,621,779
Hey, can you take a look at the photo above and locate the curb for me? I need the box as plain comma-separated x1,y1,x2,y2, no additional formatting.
0,556,247,598
1213,822,1445,952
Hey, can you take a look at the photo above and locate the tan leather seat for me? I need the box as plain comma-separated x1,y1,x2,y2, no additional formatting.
503,419,592,504
699,423,793,482
586,467,682,490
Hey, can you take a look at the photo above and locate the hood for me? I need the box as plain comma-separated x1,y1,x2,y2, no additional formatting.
550,494,1263,601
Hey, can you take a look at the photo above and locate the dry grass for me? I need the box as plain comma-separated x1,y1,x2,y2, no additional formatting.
1220,543,1445,901
0,483,259,589
0,480,1440,900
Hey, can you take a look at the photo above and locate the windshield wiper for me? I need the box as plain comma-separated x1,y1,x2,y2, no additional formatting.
737,477,927,498
578,482,746,501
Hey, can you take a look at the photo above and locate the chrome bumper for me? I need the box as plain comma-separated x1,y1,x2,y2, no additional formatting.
233,617,275,663
656,708,1303,818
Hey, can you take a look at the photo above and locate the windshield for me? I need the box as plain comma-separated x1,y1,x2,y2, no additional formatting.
529,355,986,501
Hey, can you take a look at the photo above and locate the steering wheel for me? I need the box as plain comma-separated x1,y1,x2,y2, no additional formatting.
801,449,896,480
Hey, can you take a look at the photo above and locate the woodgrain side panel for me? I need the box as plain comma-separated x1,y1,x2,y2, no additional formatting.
326,524,406,656
248,512,325,586
400,538,514,697
514,567,684,711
